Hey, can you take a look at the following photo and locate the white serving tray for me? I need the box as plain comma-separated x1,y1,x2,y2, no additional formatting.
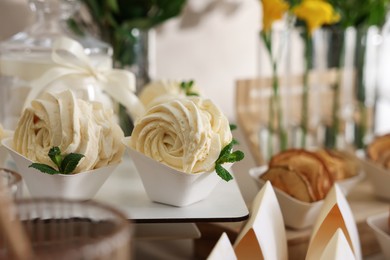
9,153,249,224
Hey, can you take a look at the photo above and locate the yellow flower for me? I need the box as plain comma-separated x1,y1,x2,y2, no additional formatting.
261,0,289,32
293,0,340,34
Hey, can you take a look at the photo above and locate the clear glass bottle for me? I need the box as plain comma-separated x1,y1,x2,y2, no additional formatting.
0,0,113,129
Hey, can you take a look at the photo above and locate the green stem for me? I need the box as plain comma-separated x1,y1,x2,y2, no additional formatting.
272,61,288,151
355,103,367,148
325,29,345,149
328,77,341,148
261,33,275,158
301,33,312,148
354,28,367,149
261,32,287,157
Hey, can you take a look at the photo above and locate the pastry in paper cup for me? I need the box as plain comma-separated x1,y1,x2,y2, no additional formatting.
249,165,364,229
360,158,390,200
360,134,390,200
250,165,323,229
366,212,390,259
2,138,118,200
125,141,224,207
124,97,241,207
4,90,125,199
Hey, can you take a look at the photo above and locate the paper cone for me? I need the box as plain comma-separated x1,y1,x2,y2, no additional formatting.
234,181,288,260
124,137,223,207
207,233,237,260
320,229,356,260
2,138,117,200
306,184,362,260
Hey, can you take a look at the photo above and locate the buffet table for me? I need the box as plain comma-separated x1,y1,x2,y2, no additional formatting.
9,152,249,258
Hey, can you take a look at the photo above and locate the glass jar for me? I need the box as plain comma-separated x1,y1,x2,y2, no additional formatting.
0,0,113,130
0,198,133,259
0,168,23,199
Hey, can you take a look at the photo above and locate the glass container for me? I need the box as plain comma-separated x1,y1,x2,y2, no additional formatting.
0,198,132,259
0,0,113,129
0,168,23,199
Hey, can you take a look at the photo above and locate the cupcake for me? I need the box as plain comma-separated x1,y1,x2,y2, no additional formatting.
124,96,243,206
139,79,201,110
4,90,125,199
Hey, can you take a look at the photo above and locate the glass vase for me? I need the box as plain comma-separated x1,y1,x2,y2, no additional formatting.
111,28,155,135
112,28,154,94
0,0,112,130
258,26,321,161
314,26,379,150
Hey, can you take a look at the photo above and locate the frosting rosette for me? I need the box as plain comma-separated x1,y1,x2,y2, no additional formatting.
139,80,200,109
13,90,125,173
129,97,232,173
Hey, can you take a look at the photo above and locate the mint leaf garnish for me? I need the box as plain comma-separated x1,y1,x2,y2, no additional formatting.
231,139,239,145
229,124,237,131
215,140,245,182
48,147,62,168
228,124,239,144
29,163,60,175
217,150,245,164
29,147,84,175
180,80,199,96
61,153,85,174
216,164,233,182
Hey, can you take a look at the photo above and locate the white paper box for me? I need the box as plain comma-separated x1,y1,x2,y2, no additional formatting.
124,139,222,207
234,181,288,260
366,212,390,259
306,185,362,260
2,138,117,200
360,158,390,200
207,233,237,260
249,166,364,229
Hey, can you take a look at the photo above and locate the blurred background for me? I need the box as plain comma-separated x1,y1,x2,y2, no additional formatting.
0,0,260,121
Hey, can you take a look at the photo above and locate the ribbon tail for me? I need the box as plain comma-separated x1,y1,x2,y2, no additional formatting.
23,67,83,110
100,82,145,120
52,37,93,71
100,70,144,119
108,86,145,120
103,70,136,92
124,93,145,120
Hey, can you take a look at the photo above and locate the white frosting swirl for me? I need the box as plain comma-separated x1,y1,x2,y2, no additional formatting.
13,90,125,173
129,97,232,173
139,80,201,109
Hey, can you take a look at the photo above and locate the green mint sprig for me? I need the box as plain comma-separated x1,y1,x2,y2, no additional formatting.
215,141,245,182
29,147,85,175
180,80,199,96
229,124,239,145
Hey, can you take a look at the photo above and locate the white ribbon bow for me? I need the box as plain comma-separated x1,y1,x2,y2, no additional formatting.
23,37,145,119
